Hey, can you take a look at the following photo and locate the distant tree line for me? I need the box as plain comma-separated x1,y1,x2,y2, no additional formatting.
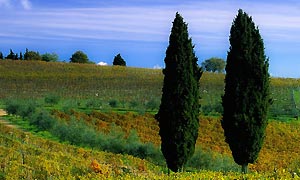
0,49,126,66
0,48,59,62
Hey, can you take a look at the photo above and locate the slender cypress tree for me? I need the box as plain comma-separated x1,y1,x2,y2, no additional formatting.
155,12,202,172
222,9,271,173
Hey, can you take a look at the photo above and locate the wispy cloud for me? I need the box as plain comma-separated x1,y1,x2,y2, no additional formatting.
1,0,300,77
0,0,32,10
20,0,31,10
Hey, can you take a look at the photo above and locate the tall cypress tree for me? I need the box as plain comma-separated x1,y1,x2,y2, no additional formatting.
155,12,202,172
222,9,271,173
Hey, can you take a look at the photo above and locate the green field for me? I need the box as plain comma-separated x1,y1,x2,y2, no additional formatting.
1,60,300,119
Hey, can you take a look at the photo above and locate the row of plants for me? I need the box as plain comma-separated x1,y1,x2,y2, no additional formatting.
3,99,240,172
1,108,300,179
50,106,300,173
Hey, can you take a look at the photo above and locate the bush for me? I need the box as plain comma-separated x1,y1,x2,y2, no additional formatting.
4,99,37,118
5,99,21,115
129,100,139,109
29,110,56,131
145,99,159,111
85,99,102,109
44,94,60,105
108,99,118,108
201,104,223,116
186,148,239,172
18,100,37,118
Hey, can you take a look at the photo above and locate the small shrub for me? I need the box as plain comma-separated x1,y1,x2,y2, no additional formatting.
186,148,239,172
85,99,102,109
4,99,20,115
145,99,159,111
108,99,118,108
44,94,60,105
18,100,37,118
129,100,139,109
29,110,56,131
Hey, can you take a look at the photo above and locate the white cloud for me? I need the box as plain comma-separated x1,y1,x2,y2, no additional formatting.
153,64,163,69
1,1,299,46
97,61,108,66
20,0,31,10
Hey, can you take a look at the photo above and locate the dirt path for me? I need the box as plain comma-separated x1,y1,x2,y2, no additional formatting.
0,109,7,116
0,109,18,129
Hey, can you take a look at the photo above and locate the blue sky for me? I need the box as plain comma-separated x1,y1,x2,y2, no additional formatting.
0,0,300,77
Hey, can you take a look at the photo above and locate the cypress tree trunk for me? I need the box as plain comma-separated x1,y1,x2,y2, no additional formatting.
242,164,248,174
155,12,202,172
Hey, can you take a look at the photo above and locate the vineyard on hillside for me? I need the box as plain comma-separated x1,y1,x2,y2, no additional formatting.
1,60,300,178
1,60,300,118
51,110,300,173
1,111,300,179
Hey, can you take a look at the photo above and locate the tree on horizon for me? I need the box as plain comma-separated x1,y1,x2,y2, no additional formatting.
5,49,15,60
70,51,89,63
201,57,225,73
222,9,272,173
113,53,126,66
155,12,202,172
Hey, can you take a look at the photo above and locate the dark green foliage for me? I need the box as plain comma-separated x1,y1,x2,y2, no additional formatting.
0,52,3,59
108,99,118,108
24,48,29,60
29,110,56,131
201,57,226,73
24,50,42,61
145,99,159,111
44,94,60,105
5,49,15,60
186,148,239,172
5,99,21,115
129,100,139,109
221,9,271,173
18,101,37,118
4,99,36,118
155,12,203,172
70,50,89,63
201,104,223,116
19,52,23,60
113,53,126,66
85,99,102,109
42,53,59,62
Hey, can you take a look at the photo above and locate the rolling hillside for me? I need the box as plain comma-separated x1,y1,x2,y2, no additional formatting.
0,60,300,118
1,60,300,178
